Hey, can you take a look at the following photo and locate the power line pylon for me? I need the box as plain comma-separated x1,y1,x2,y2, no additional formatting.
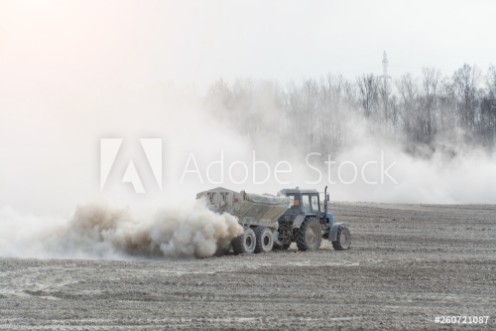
382,51,391,89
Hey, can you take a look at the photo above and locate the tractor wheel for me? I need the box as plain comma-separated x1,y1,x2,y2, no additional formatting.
232,228,256,254
332,225,351,250
296,218,322,251
254,227,273,253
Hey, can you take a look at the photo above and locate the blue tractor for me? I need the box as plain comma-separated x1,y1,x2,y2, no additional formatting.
274,186,351,251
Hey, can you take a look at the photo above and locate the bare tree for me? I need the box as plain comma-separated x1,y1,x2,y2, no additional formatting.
396,74,419,143
357,74,380,118
204,64,496,156
420,68,441,141
480,66,496,147
452,64,482,131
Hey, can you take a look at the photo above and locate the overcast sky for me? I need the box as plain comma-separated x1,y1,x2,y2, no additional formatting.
1,0,496,212
1,0,495,92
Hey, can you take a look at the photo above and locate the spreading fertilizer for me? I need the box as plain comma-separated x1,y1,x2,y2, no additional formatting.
0,199,243,259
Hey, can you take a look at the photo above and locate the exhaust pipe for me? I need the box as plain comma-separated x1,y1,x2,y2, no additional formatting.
324,185,328,213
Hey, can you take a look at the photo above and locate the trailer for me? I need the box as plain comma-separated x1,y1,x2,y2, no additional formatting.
197,187,290,254
197,186,351,254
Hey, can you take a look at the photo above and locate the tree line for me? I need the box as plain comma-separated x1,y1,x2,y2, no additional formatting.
205,64,496,156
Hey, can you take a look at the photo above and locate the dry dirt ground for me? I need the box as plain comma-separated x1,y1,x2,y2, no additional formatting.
0,203,495,330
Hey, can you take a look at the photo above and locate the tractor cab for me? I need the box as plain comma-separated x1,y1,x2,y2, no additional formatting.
278,187,333,223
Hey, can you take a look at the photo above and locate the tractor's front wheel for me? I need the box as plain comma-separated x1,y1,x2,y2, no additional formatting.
296,218,322,251
332,225,351,250
232,228,256,254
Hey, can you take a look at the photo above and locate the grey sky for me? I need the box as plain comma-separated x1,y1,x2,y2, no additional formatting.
1,0,495,92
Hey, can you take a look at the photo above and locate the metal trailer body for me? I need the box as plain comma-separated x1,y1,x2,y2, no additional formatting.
196,187,290,231
197,187,291,254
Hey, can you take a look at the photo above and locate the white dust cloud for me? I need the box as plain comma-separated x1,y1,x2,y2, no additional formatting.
0,199,243,259
324,115,496,204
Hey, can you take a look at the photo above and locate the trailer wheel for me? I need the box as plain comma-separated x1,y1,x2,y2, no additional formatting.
214,243,232,256
254,227,273,253
332,225,351,250
296,218,322,251
232,228,256,254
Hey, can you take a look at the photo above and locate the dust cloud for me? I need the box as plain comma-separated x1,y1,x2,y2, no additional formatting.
202,82,496,204
319,116,496,204
0,199,243,259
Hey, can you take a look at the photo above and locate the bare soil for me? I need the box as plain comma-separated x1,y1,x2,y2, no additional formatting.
1,203,495,330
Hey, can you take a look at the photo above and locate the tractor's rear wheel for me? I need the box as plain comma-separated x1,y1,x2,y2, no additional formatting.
332,225,351,250
254,227,273,253
296,218,322,251
232,228,256,254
